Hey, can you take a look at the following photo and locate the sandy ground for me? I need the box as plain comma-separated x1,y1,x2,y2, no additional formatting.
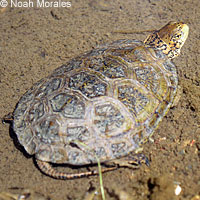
0,0,199,199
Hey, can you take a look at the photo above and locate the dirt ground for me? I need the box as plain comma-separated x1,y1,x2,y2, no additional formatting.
0,0,199,199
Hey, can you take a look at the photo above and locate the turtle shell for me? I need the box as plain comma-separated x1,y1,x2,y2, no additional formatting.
13,39,178,165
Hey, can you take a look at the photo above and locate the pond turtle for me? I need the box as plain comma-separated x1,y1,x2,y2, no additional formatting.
12,22,189,179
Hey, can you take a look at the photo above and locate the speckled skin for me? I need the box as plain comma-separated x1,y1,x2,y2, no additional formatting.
13,22,189,179
145,22,189,58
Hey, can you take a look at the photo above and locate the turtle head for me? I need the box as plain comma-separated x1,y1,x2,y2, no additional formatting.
144,21,189,59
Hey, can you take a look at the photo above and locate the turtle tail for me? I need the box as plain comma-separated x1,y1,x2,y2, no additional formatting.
36,159,117,180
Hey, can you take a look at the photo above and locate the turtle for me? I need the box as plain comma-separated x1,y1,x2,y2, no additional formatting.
11,21,189,179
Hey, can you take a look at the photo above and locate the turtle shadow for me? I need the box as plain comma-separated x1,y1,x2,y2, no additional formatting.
7,122,32,159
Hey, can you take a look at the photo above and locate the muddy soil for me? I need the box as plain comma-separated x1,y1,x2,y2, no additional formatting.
0,0,199,199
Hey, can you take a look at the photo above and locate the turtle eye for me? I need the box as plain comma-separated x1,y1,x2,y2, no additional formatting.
173,34,181,39
171,34,181,43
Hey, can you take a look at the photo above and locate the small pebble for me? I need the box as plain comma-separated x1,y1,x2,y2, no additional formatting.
175,185,182,195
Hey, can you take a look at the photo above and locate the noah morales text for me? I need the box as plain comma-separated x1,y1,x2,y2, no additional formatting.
10,0,71,8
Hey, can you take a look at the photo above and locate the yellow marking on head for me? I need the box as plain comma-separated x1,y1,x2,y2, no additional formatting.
144,22,189,59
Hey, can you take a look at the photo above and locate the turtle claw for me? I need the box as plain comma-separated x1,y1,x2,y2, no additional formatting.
130,153,150,167
2,112,14,124
125,153,150,167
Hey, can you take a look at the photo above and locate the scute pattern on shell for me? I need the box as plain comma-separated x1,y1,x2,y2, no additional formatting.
49,93,85,118
13,39,178,165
